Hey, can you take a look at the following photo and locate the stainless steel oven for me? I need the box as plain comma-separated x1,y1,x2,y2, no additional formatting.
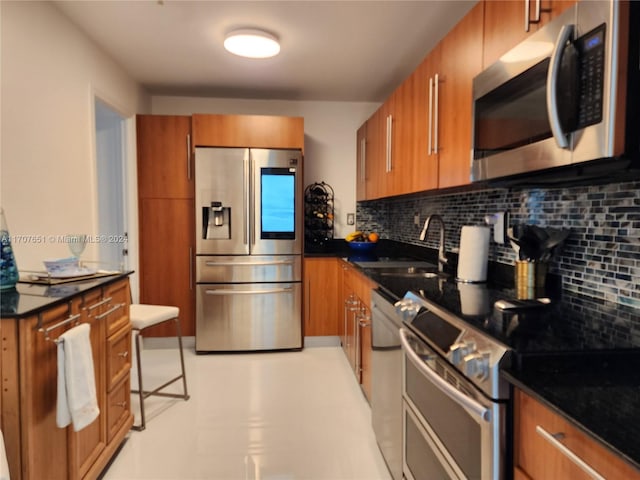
396,291,509,480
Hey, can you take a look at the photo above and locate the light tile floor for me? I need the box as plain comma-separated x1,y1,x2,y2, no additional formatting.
101,344,392,480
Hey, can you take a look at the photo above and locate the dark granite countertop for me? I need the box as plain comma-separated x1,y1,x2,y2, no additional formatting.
1,272,132,318
320,240,640,472
502,352,640,472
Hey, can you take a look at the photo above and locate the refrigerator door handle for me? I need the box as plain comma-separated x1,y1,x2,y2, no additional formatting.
205,259,296,267
205,287,293,295
244,151,250,246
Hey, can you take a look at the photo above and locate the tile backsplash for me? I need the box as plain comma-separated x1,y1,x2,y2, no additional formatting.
356,179,640,308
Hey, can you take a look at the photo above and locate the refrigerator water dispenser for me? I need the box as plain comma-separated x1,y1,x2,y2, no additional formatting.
202,202,230,239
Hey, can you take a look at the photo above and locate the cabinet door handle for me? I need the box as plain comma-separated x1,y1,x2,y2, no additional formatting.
95,303,124,320
86,296,113,313
189,247,193,291
428,76,433,155
118,351,129,358
535,426,605,480
114,401,127,408
186,134,192,180
434,73,439,154
360,137,366,182
525,0,531,31
386,115,393,173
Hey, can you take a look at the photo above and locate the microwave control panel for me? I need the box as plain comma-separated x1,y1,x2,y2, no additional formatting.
576,23,606,129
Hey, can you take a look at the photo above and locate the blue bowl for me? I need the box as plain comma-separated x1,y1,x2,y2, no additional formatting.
348,241,377,253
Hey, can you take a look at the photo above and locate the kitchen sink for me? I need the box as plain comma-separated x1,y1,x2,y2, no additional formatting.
354,260,447,279
354,260,438,270
379,271,441,279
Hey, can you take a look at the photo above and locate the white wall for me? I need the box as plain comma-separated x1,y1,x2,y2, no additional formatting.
0,1,149,272
151,96,379,239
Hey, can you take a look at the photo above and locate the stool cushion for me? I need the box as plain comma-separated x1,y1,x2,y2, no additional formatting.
130,304,180,330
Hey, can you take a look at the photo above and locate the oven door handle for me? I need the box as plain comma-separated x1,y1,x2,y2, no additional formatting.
400,328,491,423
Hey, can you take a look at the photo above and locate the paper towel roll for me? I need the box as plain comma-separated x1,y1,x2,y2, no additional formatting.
457,226,490,283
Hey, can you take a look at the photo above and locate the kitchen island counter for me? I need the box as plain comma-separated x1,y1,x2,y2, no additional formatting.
0,271,133,319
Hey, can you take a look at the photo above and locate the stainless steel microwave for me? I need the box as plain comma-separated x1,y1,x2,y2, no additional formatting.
471,0,639,184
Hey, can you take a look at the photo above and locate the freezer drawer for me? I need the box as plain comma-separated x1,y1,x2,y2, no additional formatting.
196,255,301,283
196,282,302,352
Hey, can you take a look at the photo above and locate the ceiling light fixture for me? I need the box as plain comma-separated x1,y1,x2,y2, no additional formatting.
224,29,280,59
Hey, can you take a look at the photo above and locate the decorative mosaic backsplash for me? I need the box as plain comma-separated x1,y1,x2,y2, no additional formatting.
356,179,640,308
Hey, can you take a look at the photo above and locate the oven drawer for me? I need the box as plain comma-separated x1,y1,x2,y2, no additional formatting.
404,402,462,480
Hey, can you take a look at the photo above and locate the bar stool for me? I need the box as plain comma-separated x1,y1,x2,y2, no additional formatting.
129,304,189,431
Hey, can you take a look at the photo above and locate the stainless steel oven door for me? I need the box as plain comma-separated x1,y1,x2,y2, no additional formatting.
400,328,505,480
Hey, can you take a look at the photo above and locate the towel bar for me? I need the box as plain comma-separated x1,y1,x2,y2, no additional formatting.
39,313,82,342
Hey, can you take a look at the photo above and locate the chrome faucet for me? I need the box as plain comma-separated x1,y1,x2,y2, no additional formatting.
419,214,448,272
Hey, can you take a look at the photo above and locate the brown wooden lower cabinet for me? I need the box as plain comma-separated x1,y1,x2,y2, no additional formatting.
514,388,640,480
0,277,133,480
303,257,340,336
340,260,375,401
138,197,195,337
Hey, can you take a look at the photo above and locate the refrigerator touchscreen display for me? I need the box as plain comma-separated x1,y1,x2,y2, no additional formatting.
261,168,295,239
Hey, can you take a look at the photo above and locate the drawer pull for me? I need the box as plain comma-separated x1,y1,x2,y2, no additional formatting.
86,296,113,312
535,426,605,480
95,303,124,320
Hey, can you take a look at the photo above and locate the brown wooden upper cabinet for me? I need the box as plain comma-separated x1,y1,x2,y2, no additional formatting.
362,106,385,200
192,114,304,150
362,69,429,200
136,115,193,199
410,49,439,194
483,0,577,68
358,1,483,200
436,1,484,189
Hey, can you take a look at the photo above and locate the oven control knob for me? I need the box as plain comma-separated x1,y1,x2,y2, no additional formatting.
462,352,490,380
448,341,475,365
394,299,421,322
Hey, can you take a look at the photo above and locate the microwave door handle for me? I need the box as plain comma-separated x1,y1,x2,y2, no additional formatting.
399,328,490,423
546,23,574,149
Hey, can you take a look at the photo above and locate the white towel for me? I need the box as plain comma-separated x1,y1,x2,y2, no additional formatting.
56,323,100,432
0,429,9,480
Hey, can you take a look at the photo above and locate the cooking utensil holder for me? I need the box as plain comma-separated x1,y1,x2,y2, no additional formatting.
515,260,547,299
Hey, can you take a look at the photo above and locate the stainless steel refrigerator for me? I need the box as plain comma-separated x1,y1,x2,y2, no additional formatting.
194,147,303,352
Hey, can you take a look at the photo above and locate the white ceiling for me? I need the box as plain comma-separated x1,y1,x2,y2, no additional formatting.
53,0,477,103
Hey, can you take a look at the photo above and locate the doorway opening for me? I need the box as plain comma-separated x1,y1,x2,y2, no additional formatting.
94,98,128,271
